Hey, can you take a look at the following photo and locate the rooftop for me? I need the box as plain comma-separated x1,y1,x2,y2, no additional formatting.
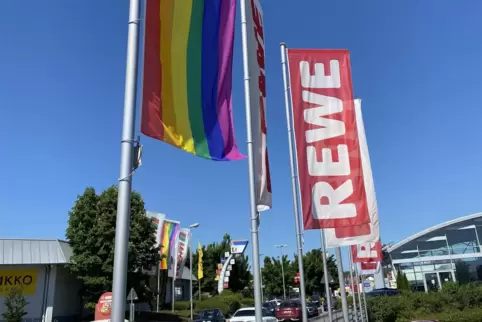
0,238,196,280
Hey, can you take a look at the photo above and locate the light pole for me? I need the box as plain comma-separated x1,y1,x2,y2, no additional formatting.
189,223,200,320
275,244,287,300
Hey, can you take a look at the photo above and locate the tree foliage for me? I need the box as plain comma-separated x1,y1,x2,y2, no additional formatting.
66,186,160,309
261,249,338,298
2,288,28,322
191,234,252,295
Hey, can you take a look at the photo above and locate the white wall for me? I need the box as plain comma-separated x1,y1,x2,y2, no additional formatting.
0,265,49,322
52,266,82,322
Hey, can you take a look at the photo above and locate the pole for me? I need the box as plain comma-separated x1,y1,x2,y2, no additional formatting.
156,267,160,312
280,42,308,322
354,264,365,322
111,0,140,321
172,277,175,312
260,265,264,303
348,249,358,322
319,230,333,322
280,248,287,300
361,276,369,321
335,247,349,322
190,229,194,319
239,1,262,320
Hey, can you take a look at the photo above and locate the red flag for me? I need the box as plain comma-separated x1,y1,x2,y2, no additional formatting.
351,241,383,263
287,49,369,229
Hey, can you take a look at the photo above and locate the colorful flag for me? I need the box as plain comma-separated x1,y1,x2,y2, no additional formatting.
147,211,166,248
324,100,380,247
159,220,180,270
245,0,272,211
287,49,370,229
141,0,244,161
173,228,190,280
198,241,204,280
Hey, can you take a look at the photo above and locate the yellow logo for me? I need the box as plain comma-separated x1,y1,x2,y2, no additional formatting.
0,270,37,296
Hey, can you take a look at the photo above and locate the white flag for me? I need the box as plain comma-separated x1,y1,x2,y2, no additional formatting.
244,0,272,211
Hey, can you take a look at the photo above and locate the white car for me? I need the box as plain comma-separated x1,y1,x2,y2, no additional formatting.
229,307,277,322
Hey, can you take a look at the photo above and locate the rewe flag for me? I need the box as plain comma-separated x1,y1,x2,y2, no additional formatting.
287,49,369,229
352,241,383,263
173,228,190,280
244,0,272,211
324,99,380,247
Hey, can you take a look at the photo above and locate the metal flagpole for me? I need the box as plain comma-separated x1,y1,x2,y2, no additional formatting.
319,230,333,322
361,276,369,321
156,266,160,312
111,0,141,321
239,0,263,320
336,247,349,322
280,42,308,322
172,276,176,312
354,264,364,322
190,232,194,319
348,250,358,321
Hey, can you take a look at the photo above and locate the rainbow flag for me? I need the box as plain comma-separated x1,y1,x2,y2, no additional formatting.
141,0,245,161
159,220,180,270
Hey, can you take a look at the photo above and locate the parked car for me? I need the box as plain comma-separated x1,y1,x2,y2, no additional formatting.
229,307,277,322
366,288,400,297
275,301,303,321
262,302,276,316
306,302,319,318
194,309,225,322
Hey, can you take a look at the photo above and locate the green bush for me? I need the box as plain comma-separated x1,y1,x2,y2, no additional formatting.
367,283,482,322
240,298,254,307
173,301,191,311
196,298,230,316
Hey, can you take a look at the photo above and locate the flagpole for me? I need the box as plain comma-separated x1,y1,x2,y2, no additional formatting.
348,249,358,321
335,247,349,322
240,0,263,320
280,42,308,322
354,263,365,322
111,0,141,321
156,267,160,312
319,230,333,321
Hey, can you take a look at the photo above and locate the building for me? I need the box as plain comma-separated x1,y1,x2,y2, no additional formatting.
387,213,482,292
0,238,196,322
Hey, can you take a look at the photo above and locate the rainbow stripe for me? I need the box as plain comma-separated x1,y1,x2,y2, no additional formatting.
141,0,245,161
159,220,180,270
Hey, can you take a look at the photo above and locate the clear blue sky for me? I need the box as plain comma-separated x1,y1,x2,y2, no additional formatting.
1,0,482,266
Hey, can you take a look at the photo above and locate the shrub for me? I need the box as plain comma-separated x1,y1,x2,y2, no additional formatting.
240,298,254,307
2,288,28,322
173,301,190,311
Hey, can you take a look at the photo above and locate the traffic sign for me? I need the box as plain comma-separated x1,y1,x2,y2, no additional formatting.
230,240,249,254
126,288,138,301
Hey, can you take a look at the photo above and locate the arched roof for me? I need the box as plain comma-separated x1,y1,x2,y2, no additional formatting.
387,212,482,253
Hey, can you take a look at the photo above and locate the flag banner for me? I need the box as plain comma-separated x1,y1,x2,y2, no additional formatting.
147,211,166,248
173,228,190,280
287,49,369,229
145,211,166,275
198,240,204,280
325,99,380,247
141,0,244,161
358,261,380,275
351,240,383,263
160,220,180,270
245,0,272,211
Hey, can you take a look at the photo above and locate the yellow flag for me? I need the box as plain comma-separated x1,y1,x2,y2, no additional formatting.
198,241,204,279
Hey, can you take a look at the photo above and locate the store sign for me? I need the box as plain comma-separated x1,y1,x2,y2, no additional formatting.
0,270,37,296
95,292,112,321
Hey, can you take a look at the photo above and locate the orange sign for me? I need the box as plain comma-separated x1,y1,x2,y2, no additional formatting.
95,292,112,321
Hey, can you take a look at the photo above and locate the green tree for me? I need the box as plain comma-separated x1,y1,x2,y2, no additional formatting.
66,186,160,309
2,288,28,322
191,234,252,295
262,255,292,297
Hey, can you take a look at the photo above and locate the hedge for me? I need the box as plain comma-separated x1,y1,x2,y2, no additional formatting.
367,282,482,322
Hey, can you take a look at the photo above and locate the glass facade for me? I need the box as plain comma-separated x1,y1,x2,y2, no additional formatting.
388,215,482,292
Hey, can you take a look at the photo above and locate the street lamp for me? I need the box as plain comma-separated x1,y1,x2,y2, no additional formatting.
189,223,200,319
275,244,287,300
